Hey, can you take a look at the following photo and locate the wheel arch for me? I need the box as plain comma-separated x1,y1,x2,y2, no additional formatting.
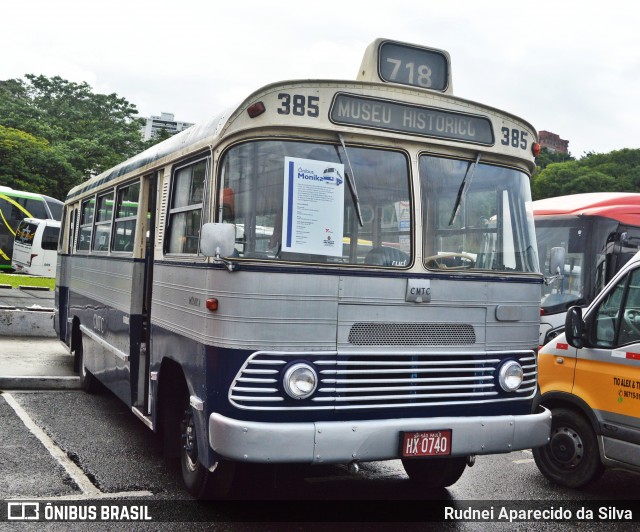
156,357,190,457
538,390,601,435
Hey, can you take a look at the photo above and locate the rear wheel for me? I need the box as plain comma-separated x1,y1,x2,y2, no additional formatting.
532,407,604,488
73,329,99,394
178,394,236,499
401,456,467,489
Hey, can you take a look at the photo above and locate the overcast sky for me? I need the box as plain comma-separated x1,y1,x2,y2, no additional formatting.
4,0,639,158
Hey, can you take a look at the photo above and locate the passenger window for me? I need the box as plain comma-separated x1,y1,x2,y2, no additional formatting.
77,198,95,251
619,269,640,346
593,269,640,347
113,182,140,253
93,192,114,252
167,159,207,254
42,226,59,250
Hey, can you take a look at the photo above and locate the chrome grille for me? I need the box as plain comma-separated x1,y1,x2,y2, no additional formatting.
229,350,537,411
348,322,476,346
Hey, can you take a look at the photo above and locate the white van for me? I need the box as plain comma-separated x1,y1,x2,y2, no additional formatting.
11,218,60,277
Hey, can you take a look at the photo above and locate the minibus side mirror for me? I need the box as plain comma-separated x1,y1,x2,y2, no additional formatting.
200,223,236,258
565,305,586,349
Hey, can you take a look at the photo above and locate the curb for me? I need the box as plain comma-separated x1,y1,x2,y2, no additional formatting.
0,376,81,390
0,308,56,337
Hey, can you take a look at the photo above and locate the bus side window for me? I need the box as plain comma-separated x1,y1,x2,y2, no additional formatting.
112,181,140,253
93,192,114,252
77,198,95,251
166,159,207,254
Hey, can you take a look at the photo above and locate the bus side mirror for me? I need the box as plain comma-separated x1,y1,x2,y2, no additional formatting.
201,223,236,258
549,246,566,276
565,305,585,349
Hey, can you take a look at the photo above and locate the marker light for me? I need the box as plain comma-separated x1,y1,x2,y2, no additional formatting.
283,363,318,400
205,298,219,311
247,102,266,118
532,142,541,157
498,360,524,392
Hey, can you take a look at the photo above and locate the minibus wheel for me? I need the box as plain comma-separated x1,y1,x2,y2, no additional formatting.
401,456,467,489
179,398,235,499
532,407,604,488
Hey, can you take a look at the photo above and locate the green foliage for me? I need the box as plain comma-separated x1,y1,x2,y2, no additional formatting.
531,148,640,200
0,125,74,195
0,272,55,289
534,147,574,173
0,75,146,200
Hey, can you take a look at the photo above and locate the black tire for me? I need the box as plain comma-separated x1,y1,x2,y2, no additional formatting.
179,397,236,499
402,456,467,489
75,331,99,394
532,407,604,488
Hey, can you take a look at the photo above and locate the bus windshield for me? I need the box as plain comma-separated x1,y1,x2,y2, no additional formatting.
219,140,411,266
537,219,587,313
420,156,538,273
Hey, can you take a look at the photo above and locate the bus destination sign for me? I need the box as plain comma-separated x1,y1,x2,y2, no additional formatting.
330,93,494,145
378,41,449,91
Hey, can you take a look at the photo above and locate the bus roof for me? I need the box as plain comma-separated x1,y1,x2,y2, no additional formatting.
0,186,59,202
67,78,538,202
533,193,640,225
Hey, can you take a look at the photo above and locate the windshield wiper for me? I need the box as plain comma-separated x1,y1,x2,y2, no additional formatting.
448,153,481,226
337,133,364,227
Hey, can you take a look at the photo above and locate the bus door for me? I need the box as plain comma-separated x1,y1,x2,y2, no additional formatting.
133,172,156,413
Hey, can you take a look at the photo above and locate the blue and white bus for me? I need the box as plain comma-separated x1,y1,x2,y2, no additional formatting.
55,39,550,498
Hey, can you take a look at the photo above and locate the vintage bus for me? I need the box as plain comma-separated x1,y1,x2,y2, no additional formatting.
535,193,640,347
0,186,63,270
55,39,550,498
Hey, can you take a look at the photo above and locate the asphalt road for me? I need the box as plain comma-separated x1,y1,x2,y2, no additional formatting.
1,387,640,530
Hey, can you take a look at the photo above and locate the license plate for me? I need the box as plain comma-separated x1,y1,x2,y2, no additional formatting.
401,430,452,457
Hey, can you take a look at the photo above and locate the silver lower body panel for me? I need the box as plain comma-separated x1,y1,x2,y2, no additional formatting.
209,407,551,463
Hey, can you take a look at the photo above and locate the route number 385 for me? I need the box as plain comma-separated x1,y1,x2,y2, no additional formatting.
277,93,319,117
501,127,528,150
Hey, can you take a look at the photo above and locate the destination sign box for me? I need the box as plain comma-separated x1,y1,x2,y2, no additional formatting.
378,41,449,91
330,93,494,145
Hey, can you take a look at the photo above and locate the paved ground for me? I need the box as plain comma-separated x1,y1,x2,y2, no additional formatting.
0,285,54,310
0,286,78,389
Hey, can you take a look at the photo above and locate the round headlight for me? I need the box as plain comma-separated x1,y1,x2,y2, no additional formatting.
283,363,318,400
498,360,524,392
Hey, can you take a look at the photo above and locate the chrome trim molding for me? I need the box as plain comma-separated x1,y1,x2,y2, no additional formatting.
79,324,129,361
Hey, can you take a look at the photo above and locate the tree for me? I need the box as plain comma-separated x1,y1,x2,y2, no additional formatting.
0,125,75,197
531,148,640,200
534,147,574,173
0,75,146,199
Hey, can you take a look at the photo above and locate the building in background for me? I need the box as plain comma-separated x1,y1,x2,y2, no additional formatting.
140,112,194,140
538,130,569,154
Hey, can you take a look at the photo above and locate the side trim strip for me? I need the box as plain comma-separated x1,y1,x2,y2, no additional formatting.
79,324,130,362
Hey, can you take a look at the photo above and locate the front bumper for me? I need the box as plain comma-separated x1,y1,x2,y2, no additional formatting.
210,406,551,463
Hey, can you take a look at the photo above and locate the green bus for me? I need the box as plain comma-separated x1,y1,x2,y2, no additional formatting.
0,186,63,270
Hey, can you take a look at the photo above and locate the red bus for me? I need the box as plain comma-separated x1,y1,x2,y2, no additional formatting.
535,192,640,347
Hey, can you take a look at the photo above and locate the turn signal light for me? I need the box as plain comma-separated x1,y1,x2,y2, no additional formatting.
532,142,541,157
206,298,219,311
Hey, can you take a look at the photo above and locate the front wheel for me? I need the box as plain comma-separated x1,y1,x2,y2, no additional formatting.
401,456,467,489
532,407,604,488
180,403,236,499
